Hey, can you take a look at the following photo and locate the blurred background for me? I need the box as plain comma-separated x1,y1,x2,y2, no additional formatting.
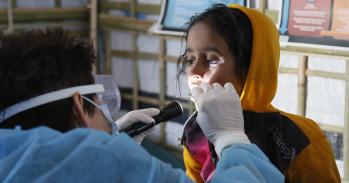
0,0,347,181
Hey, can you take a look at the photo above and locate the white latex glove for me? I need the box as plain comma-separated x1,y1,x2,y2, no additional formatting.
116,108,160,144
190,82,250,157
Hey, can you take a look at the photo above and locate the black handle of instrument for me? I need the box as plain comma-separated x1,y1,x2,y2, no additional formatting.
121,101,183,137
122,122,155,137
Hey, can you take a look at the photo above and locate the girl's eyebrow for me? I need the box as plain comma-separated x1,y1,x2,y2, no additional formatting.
185,47,222,55
185,48,193,53
203,47,222,55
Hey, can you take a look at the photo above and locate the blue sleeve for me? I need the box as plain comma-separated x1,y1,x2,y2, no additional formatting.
210,144,284,183
0,127,283,183
0,127,191,183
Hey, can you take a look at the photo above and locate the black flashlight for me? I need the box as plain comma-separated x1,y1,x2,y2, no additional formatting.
121,101,183,137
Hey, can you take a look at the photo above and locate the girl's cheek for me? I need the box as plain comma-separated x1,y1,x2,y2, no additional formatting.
203,71,216,84
186,76,197,89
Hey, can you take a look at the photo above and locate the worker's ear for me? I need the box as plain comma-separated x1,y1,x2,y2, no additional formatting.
72,92,89,127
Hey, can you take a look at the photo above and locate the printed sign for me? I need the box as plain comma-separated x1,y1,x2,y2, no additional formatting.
280,0,349,48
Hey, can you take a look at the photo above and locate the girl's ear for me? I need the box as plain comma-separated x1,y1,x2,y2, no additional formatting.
72,92,89,127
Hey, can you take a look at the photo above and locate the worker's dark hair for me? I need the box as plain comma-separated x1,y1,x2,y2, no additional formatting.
0,28,96,132
177,4,253,86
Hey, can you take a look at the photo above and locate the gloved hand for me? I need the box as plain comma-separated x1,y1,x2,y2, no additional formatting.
190,82,250,157
116,108,160,144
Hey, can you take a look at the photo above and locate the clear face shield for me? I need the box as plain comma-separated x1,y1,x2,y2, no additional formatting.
0,75,121,134
94,75,121,120
82,75,122,134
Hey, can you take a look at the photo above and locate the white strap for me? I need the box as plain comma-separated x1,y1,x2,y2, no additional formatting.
0,84,104,124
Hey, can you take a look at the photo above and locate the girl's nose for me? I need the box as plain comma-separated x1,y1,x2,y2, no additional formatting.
187,59,206,78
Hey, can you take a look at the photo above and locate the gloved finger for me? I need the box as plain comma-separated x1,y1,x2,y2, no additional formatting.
133,127,154,144
200,82,212,92
117,112,156,130
224,82,239,97
127,112,156,124
133,108,160,117
211,82,224,92
190,87,202,108
133,134,146,144
190,86,203,98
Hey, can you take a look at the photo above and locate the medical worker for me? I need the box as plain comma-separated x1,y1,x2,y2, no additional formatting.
0,28,283,182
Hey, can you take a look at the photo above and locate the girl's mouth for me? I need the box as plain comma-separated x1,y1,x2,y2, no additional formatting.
190,82,201,89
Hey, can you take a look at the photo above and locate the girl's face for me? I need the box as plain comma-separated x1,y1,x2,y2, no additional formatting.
185,22,242,94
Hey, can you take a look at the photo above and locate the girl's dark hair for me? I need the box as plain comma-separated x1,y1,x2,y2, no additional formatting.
177,4,253,86
0,28,96,132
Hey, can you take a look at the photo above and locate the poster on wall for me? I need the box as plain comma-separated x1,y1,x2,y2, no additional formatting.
150,0,247,36
280,0,349,49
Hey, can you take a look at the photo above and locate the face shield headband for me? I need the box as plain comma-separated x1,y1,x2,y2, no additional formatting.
0,84,105,124
0,74,122,125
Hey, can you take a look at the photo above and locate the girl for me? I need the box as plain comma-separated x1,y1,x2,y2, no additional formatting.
178,4,340,183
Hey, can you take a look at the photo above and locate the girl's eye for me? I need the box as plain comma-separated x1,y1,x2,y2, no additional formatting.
186,59,195,66
206,59,219,66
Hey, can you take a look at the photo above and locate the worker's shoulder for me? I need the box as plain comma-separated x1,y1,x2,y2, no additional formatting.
21,127,147,156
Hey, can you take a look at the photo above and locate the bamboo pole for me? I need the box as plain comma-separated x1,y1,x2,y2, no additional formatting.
89,0,98,74
264,9,278,24
121,94,192,110
97,32,349,59
99,1,160,14
54,0,61,7
131,32,139,110
10,0,16,8
129,0,136,17
98,14,154,32
110,49,178,62
90,0,98,52
159,37,166,107
258,0,267,13
105,30,112,74
100,1,129,11
130,0,139,110
4,21,87,27
5,0,14,33
4,25,87,37
110,50,157,60
165,55,180,62
306,70,349,81
281,46,349,59
317,123,345,134
298,56,308,116
0,8,89,23
279,67,298,74
344,60,349,182
159,36,167,144
122,94,160,106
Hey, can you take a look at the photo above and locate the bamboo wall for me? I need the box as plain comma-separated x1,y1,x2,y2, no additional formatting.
0,0,348,181
0,0,90,36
